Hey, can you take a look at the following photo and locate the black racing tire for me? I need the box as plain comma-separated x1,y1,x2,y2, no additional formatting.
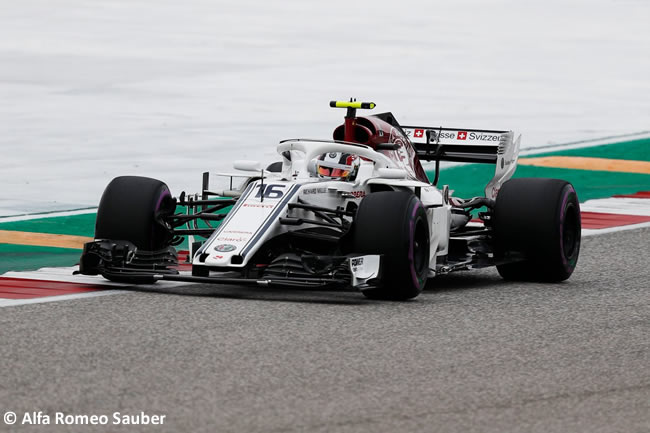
493,178,581,282
351,191,429,300
95,176,175,250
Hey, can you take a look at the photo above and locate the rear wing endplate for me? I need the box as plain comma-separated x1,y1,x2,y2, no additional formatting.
401,126,521,200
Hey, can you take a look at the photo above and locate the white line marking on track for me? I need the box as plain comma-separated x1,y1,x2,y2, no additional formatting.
520,131,650,155
581,198,650,216
2,266,131,286
0,289,127,308
0,266,197,308
0,208,97,223
582,221,650,237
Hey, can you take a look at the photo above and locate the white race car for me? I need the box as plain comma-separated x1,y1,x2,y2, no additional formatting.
79,100,581,300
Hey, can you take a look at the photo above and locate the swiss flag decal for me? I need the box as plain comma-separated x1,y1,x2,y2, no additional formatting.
414,129,424,138
457,131,468,140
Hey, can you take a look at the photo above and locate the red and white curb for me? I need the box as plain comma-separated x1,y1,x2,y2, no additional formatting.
0,252,193,307
1,193,649,307
581,191,650,236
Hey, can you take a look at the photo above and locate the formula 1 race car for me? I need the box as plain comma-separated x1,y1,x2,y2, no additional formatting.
79,100,581,300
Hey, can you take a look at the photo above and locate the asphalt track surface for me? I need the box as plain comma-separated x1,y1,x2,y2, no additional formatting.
1,228,649,433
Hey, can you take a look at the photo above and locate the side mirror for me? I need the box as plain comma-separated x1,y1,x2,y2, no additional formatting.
377,168,407,179
376,143,399,151
233,160,262,172
307,159,317,175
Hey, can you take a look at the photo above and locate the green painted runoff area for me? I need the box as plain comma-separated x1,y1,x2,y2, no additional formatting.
439,164,650,202
0,213,96,237
437,137,650,200
0,244,84,274
535,137,649,159
1,138,649,273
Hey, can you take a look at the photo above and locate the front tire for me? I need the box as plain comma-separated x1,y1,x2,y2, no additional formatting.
95,176,175,251
493,178,581,282
351,191,429,300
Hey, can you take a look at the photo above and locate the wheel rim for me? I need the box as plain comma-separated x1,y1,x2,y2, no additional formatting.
562,203,579,260
413,218,428,273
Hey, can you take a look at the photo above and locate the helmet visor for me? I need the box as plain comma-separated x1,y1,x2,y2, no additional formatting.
317,165,350,178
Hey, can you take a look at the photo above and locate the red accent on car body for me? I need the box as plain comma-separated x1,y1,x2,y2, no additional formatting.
333,116,430,183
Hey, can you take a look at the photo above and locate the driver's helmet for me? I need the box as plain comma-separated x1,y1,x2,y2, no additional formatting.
316,152,359,180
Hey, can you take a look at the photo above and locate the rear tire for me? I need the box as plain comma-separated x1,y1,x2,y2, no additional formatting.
95,176,175,251
493,178,581,282
351,191,429,300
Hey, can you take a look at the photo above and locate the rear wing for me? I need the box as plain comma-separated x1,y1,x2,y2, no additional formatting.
401,125,521,200
401,126,507,163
